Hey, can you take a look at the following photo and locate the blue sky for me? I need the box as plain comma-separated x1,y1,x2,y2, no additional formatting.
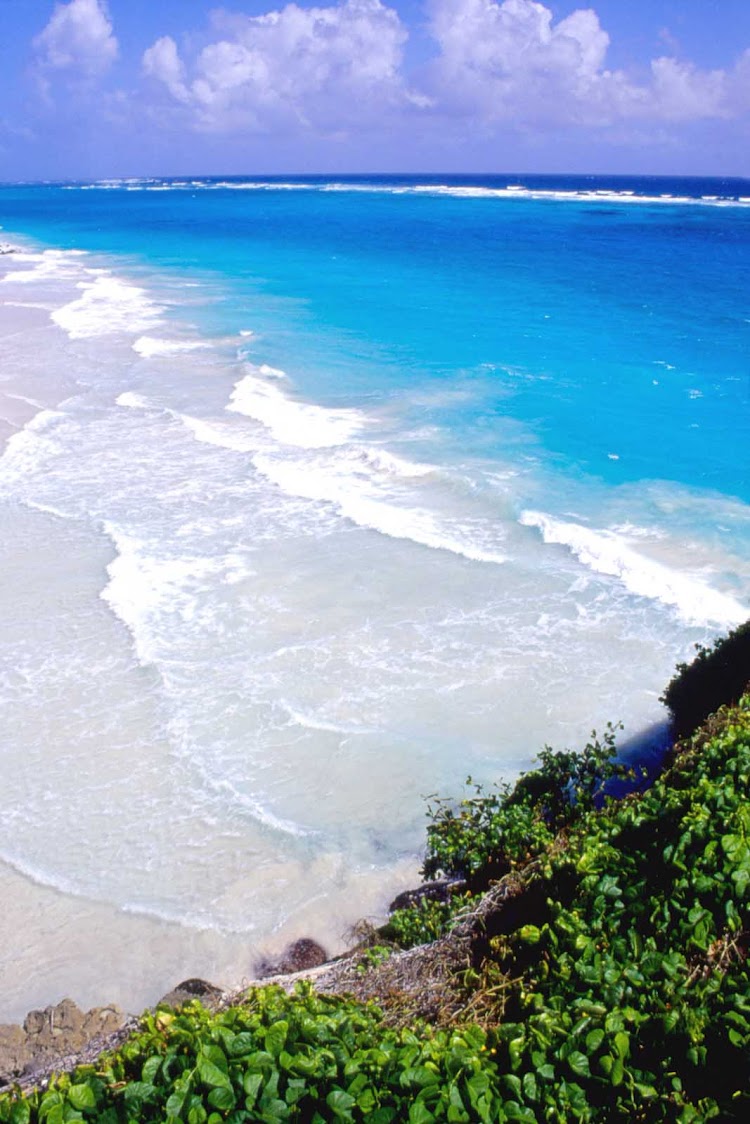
1,0,749,179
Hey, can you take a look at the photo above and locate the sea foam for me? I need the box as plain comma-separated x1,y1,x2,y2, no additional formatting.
228,369,366,448
253,450,506,565
132,336,211,358
52,275,164,339
520,510,748,628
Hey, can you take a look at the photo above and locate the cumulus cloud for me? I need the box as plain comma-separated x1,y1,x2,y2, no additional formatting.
34,0,118,77
139,0,750,141
142,0,411,132
425,0,737,127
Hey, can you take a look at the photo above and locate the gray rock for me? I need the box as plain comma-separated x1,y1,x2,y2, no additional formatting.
0,1024,31,1084
25,999,86,1051
0,1000,126,1086
82,1006,125,1040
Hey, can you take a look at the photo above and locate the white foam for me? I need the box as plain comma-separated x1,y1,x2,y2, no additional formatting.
0,248,89,286
116,391,152,410
99,524,221,666
52,275,164,339
59,181,750,209
202,777,311,838
520,509,749,628
0,409,65,478
179,414,259,453
254,450,505,564
132,336,210,358
228,370,366,448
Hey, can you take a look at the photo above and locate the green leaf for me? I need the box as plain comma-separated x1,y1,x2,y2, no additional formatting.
522,1072,539,1102
197,1055,232,1091
503,1075,522,1099
326,1090,356,1119
67,1086,96,1113
166,1089,190,1120
9,1102,31,1124
368,1111,396,1124
265,1021,289,1059
567,1051,590,1078
142,1055,163,1084
207,1087,236,1112
243,1072,263,1104
408,1104,435,1124
508,1035,525,1071
200,1045,228,1074
229,1033,256,1057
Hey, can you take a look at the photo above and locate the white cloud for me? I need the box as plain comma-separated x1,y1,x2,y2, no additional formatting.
142,0,410,132
142,37,190,104
139,0,750,142
34,0,118,77
650,57,726,122
425,0,737,127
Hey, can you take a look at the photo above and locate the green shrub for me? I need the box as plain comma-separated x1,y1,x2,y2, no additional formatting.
662,619,750,738
0,985,508,1124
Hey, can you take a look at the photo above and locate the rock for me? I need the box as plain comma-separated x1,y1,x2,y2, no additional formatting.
0,1000,127,1085
157,979,223,1012
0,1025,31,1085
389,878,466,914
81,1005,125,1040
256,938,328,978
25,999,86,1051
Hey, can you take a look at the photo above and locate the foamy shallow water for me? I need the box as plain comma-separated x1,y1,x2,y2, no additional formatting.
1,184,749,1020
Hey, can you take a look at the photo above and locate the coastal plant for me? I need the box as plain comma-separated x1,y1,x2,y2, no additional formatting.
0,984,508,1124
661,619,750,738
382,895,469,950
4,675,750,1120
417,725,631,892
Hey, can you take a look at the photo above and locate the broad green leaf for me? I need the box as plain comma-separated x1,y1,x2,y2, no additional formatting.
228,1033,256,1057
243,1072,263,1103
326,1089,356,1119
142,1055,163,1084
197,1055,232,1091
567,1051,590,1078
207,1087,236,1112
265,1021,289,1059
408,1103,435,1124
66,1086,96,1113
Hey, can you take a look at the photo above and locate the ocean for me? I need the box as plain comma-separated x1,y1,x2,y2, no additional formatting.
0,173,749,1020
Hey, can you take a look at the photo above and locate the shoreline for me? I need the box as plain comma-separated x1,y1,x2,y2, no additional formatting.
1,214,747,1040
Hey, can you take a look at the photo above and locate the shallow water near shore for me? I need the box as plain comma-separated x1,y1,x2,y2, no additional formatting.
0,173,749,1021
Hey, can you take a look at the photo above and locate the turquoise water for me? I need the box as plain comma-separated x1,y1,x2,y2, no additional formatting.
0,173,748,1016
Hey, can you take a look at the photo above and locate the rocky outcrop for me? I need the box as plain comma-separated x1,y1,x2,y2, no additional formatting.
0,999,125,1088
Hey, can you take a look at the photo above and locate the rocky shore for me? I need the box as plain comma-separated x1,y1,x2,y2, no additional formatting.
0,935,334,1090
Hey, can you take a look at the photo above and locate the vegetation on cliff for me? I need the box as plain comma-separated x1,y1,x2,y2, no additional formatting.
1,624,750,1121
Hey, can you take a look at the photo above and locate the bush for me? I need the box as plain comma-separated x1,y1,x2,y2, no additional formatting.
662,619,750,738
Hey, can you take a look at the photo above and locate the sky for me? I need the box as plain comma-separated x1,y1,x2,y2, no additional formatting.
0,0,749,179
